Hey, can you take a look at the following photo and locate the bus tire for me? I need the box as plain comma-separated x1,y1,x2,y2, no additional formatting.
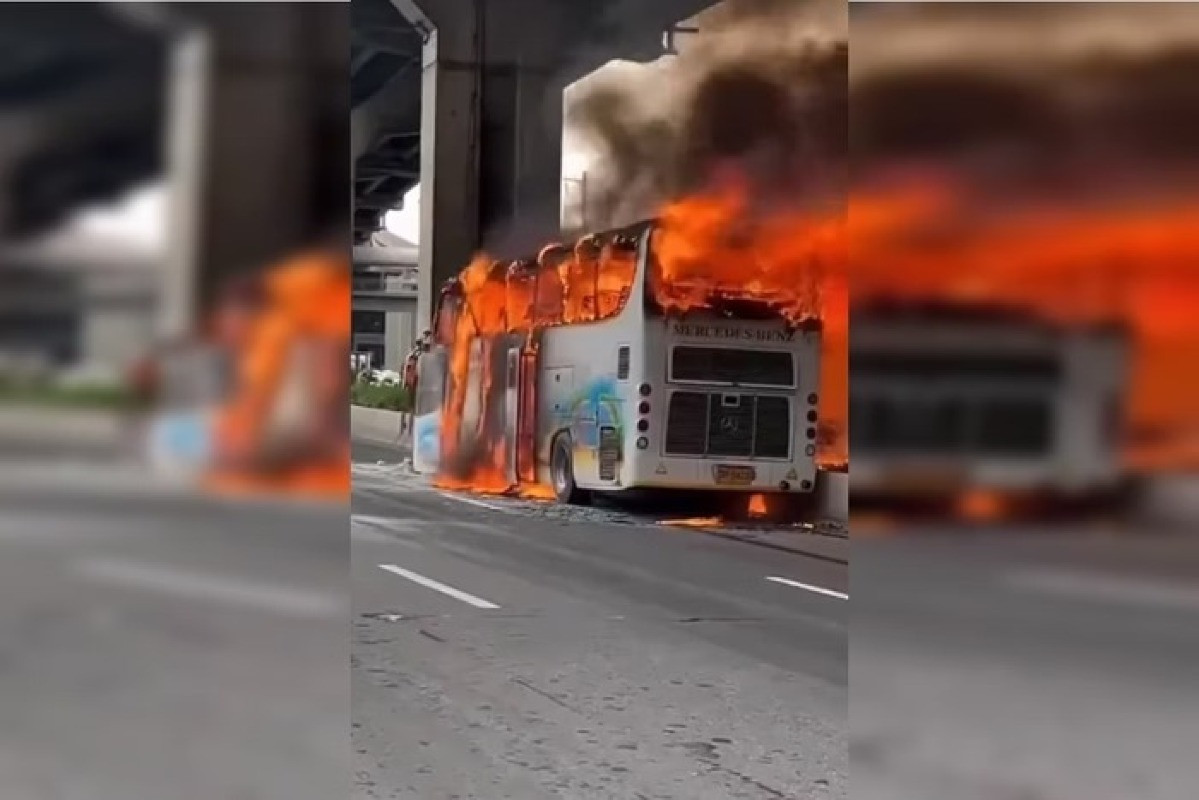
551,435,591,506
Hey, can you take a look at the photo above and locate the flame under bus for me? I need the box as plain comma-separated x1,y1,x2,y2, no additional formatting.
412,220,822,505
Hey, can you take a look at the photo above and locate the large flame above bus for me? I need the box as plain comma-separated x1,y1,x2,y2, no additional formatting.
649,179,842,327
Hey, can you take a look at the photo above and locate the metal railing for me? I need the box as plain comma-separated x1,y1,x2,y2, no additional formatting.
352,273,418,296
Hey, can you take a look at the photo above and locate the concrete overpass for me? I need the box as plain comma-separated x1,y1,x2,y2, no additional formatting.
0,5,165,241
2,0,720,345
352,234,418,370
351,0,722,327
1,4,345,341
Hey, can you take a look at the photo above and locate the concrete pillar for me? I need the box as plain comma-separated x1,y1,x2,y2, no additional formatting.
412,0,569,329
158,27,209,340
383,309,414,371
163,4,347,320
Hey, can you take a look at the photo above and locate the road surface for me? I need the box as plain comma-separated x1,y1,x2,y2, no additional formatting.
0,458,348,800
352,441,849,799
854,527,1199,800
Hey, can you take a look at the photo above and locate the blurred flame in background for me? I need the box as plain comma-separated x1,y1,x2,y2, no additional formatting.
850,178,1199,471
0,5,348,800
203,251,350,500
851,0,1199,501
852,5,1199,800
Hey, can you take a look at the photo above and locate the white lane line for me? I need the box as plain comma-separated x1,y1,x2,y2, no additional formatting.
437,491,509,513
73,557,346,619
1005,568,1199,613
378,563,500,609
766,576,849,600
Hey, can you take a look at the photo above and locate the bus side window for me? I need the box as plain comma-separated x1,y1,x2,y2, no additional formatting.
534,266,565,327
617,346,630,381
562,254,597,323
434,296,460,344
596,245,636,320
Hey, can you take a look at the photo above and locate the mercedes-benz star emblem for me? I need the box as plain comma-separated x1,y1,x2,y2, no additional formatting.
720,416,739,434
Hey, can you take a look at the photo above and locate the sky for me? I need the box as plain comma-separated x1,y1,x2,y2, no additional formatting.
383,185,420,244
383,148,594,245
63,181,166,253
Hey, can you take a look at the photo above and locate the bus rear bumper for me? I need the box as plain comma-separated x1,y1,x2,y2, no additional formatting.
623,458,818,493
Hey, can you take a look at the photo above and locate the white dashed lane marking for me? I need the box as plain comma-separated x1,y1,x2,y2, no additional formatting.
378,563,501,609
74,557,346,619
766,575,848,601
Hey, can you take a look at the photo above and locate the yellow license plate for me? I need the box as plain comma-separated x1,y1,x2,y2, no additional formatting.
713,464,756,486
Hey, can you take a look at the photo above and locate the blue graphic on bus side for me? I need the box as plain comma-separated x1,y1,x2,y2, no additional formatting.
553,375,624,446
414,411,440,468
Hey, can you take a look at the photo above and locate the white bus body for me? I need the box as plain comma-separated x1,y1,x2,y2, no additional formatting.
850,304,1129,499
413,223,823,502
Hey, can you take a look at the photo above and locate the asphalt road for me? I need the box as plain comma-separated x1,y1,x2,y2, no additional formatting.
351,441,849,799
854,528,1199,800
0,461,348,800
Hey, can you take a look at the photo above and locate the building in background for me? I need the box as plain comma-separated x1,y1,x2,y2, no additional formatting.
352,228,417,371
0,220,159,376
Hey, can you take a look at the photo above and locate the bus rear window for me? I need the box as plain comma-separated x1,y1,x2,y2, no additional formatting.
670,347,794,387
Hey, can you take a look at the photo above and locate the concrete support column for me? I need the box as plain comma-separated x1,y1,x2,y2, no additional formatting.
164,4,347,322
158,27,208,340
383,309,414,371
195,9,312,311
414,1,481,329
413,0,569,329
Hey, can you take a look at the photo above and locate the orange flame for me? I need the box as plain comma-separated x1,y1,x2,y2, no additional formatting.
659,517,724,529
849,177,1199,469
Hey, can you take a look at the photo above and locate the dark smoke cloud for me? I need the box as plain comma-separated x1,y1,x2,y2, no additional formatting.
565,0,847,230
851,2,1199,184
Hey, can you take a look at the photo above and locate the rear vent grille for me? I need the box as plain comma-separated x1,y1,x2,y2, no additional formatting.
753,396,791,459
671,347,793,386
598,426,620,480
665,392,791,458
664,393,708,455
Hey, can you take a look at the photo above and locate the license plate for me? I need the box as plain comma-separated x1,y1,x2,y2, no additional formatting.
713,464,756,486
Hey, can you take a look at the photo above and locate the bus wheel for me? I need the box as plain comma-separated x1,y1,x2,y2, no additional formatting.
551,436,591,506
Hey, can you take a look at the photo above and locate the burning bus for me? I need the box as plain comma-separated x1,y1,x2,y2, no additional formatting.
410,218,826,511
850,300,1132,511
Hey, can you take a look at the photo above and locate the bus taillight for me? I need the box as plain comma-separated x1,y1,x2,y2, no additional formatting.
638,400,650,415
639,383,652,397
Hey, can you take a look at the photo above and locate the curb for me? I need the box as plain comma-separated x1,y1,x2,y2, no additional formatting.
350,405,413,449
